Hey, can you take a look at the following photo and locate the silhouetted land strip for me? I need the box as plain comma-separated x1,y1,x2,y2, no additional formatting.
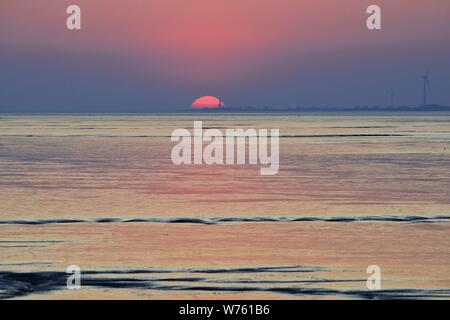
185,105,450,113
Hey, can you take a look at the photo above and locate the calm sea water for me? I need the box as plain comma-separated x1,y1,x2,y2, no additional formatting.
0,114,449,299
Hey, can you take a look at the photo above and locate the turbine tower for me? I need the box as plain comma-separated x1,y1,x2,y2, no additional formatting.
421,66,431,106
390,90,395,108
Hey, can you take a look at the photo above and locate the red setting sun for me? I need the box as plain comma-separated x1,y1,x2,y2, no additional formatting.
191,96,225,109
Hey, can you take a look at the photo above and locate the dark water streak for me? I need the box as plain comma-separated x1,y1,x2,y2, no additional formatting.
1,266,449,300
0,215,449,226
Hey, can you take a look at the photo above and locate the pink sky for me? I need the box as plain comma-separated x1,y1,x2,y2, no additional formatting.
2,1,449,82
1,0,449,110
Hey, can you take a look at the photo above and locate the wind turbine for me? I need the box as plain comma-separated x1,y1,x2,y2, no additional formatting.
421,66,431,106
390,90,395,108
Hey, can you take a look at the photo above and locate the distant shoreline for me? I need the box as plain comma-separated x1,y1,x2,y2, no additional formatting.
183,105,450,113
2,105,450,115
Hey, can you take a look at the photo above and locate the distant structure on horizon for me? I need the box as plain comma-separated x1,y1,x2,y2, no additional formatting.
390,90,395,108
421,66,431,106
